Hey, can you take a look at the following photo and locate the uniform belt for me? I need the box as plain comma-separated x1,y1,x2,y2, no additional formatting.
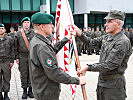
99,74,123,80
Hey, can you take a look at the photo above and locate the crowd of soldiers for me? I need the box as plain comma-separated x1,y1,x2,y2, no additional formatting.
0,17,35,100
0,15,133,100
76,26,133,56
0,17,57,100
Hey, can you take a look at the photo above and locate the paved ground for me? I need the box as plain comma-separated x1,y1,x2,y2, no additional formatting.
9,53,133,100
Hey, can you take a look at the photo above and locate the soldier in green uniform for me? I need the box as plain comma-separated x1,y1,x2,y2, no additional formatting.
46,25,54,43
75,28,83,56
90,28,95,54
75,10,132,100
0,24,14,100
18,26,22,31
8,27,15,39
101,27,106,36
124,27,130,39
29,12,86,100
129,28,133,47
82,27,87,54
86,27,92,55
94,26,102,55
15,17,34,99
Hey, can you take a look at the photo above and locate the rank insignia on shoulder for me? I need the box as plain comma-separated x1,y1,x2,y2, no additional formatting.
46,58,52,67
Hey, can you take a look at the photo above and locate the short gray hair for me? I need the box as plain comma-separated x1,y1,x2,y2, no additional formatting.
116,19,124,29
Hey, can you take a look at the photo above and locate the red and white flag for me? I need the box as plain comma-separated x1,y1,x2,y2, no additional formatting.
53,0,77,99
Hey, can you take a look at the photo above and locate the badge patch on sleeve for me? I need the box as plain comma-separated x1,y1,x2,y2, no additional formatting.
46,58,53,67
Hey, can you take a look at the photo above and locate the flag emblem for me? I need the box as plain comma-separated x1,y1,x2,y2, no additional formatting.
53,0,78,99
46,58,52,67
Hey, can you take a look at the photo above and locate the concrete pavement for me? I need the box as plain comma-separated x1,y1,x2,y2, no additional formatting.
9,53,133,100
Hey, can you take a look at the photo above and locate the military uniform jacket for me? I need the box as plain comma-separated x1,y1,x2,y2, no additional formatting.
86,31,92,38
130,31,133,46
15,29,35,59
8,32,15,39
79,32,132,88
0,35,14,63
29,33,79,100
94,31,102,37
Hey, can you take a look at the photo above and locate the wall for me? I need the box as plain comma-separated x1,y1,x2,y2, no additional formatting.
74,0,133,14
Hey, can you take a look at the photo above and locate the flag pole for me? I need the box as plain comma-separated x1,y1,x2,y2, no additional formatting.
72,35,87,100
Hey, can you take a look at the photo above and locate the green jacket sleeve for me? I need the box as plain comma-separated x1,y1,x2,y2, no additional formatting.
79,33,103,50
53,37,69,54
38,45,79,84
87,39,132,72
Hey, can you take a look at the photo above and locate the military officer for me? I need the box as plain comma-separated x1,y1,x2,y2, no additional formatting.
94,26,102,55
82,27,87,54
0,24,14,100
15,17,34,99
75,10,132,100
124,27,130,39
75,28,83,56
46,26,54,43
129,28,133,47
29,12,86,100
18,26,22,31
101,27,106,36
90,28,95,54
8,27,15,39
86,27,93,55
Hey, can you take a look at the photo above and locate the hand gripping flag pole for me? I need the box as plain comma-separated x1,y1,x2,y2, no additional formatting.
53,0,88,99
70,27,88,100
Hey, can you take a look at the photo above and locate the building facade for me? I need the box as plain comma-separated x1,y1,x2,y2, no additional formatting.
74,0,133,30
0,0,133,32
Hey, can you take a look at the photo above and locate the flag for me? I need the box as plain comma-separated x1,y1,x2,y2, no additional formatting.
53,0,78,99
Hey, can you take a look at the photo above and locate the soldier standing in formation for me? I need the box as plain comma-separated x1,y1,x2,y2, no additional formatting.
101,27,106,36
15,17,34,99
29,12,86,100
76,28,83,56
124,27,130,39
8,27,16,39
82,27,87,54
94,26,102,55
75,10,132,100
0,24,14,100
18,26,22,31
86,27,92,55
90,28,95,54
129,28,133,47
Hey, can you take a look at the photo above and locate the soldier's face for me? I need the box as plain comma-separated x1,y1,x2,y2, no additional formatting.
83,29,86,32
10,29,14,33
101,28,104,31
22,21,30,30
88,28,91,32
96,28,99,31
0,27,5,35
43,22,54,35
105,19,119,35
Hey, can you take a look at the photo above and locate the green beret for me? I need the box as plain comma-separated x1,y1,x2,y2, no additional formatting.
104,10,125,21
21,17,30,23
0,23,4,27
31,12,54,24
